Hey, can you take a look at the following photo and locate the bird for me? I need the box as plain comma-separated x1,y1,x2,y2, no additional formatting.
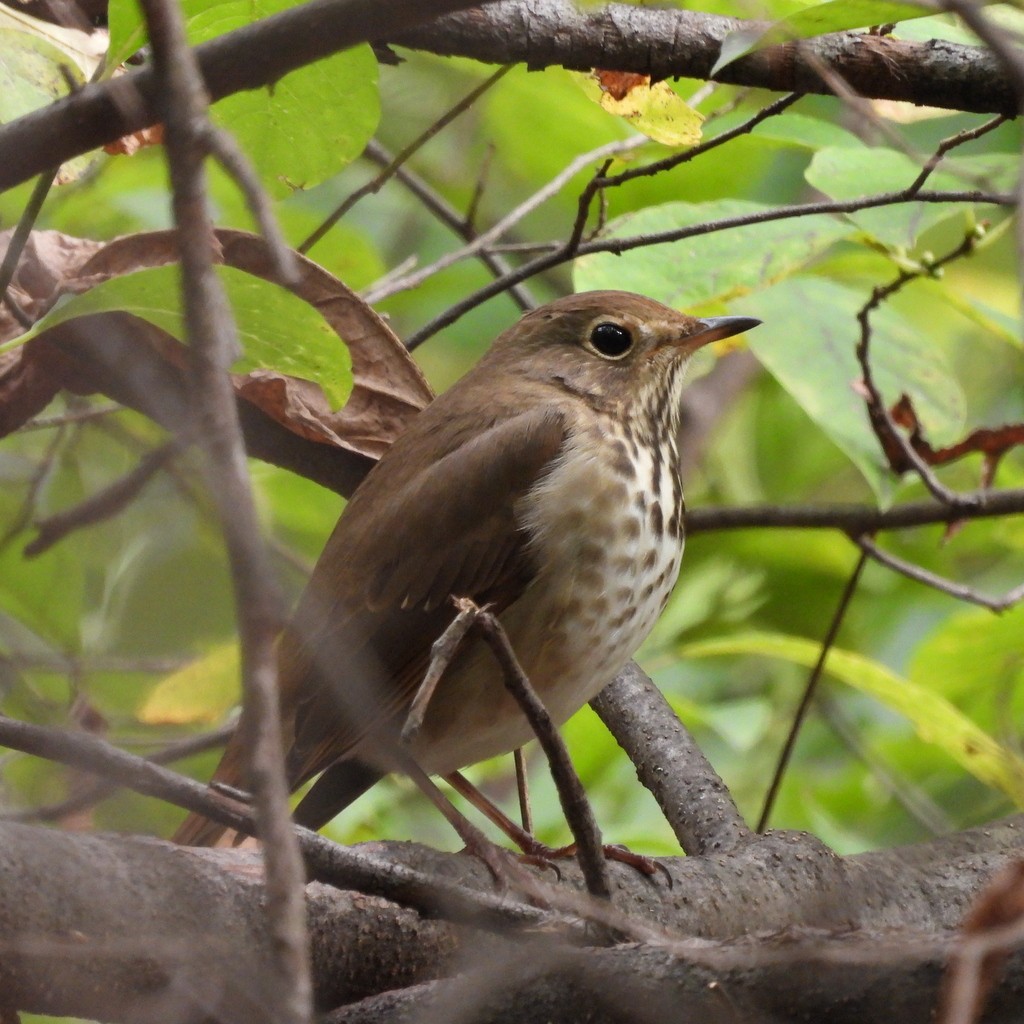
173,290,760,847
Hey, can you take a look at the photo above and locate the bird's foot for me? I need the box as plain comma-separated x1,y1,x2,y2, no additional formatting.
516,837,672,887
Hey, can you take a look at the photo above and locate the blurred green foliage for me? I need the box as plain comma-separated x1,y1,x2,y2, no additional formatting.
0,0,1022,864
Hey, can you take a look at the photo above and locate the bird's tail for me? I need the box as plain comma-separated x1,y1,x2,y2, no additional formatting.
171,739,383,846
171,729,250,847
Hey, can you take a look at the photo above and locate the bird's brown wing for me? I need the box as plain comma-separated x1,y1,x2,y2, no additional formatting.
173,402,567,846
281,402,568,789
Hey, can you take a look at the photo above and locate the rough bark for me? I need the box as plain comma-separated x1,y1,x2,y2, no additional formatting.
391,0,1014,115
1,819,1022,1022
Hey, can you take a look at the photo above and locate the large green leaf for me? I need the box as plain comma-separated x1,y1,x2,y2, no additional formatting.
681,631,1024,806
735,276,965,501
0,9,100,181
910,604,1024,707
2,265,353,410
574,200,852,310
105,0,379,197
806,146,1018,249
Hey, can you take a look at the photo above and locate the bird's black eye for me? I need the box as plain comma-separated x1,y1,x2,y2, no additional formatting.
589,322,633,359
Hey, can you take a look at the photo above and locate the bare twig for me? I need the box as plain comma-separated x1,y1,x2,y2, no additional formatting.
137,0,309,1017
362,139,534,310
3,722,235,824
406,186,1014,348
366,135,648,304
600,92,802,190
0,167,59,329
298,65,511,254
514,747,533,834
24,438,183,557
0,421,68,550
908,114,1010,194
853,534,1024,613
402,600,479,743
684,490,1024,535
465,602,613,902
855,231,985,508
17,402,123,432
206,127,297,285
756,551,868,833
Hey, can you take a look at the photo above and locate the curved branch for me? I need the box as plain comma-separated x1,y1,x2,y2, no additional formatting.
391,0,1012,115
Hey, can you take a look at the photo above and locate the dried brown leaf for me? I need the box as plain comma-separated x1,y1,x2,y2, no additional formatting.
0,228,433,470
594,70,650,102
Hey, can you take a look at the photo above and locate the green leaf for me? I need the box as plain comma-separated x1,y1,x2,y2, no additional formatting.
574,200,852,309
105,0,380,196
751,112,863,151
735,276,965,501
805,146,1017,249
3,265,353,410
681,631,1024,806
909,604,1024,707
212,43,379,199
713,1,934,74
138,642,239,724
105,0,147,74
0,10,99,181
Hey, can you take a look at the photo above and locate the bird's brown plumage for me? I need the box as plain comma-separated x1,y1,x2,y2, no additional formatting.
173,291,759,846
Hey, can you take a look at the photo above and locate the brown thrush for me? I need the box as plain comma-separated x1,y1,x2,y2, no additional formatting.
174,291,759,846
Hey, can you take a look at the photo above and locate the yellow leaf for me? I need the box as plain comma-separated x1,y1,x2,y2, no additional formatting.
139,643,240,725
571,70,703,148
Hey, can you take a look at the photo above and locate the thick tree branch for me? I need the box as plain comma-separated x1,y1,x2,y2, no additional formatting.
0,0,1013,193
0,0,497,192
391,0,1013,115
2,819,1024,1022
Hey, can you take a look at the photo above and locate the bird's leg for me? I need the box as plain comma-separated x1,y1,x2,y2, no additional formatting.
513,747,533,833
443,769,670,884
391,747,528,886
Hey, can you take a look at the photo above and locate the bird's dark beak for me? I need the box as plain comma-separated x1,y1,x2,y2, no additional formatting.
680,315,762,356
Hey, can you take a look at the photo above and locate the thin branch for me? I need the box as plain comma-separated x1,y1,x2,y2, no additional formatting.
137,0,310,1017
405,187,1014,348
362,139,535,311
908,114,1010,194
299,65,511,254
206,127,297,285
600,92,802,190
365,134,648,305
16,402,123,432
853,534,1024,613
24,438,183,557
0,167,59,329
756,551,868,833
855,231,985,508
465,601,612,902
3,722,235,824
683,490,1024,535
